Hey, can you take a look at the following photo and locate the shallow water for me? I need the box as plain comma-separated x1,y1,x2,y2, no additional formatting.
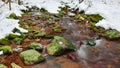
0,14,120,68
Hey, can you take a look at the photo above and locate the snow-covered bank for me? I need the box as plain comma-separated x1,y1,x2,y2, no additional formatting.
84,0,120,32
0,0,120,39
0,1,27,39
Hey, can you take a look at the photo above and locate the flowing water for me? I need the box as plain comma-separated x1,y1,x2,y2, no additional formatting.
0,12,120,68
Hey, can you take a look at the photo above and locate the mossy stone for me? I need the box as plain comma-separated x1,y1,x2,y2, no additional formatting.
20,49,45,65
0,46,12,54
0,64,8,68
28,42,44,50
47,36,77,55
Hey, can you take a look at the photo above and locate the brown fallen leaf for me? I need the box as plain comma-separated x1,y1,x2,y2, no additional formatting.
67,53,78,61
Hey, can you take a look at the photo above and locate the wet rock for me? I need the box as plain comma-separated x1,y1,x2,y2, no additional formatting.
0,46,12,54
20,49,45,65
47,36,77,55
11,63,21,68
13,48,23,53
13,38,23,45
105,29,120,40
28,42,44,50
86,39,96,46
0,64,8,68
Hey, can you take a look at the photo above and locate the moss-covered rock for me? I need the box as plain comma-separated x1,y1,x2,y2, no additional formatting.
87,14,103,22
104,29,120,40
6,34,20,39
0,46,12,54
8,13,19,19
20,49,45,65
28,42,44,50
47,36,77,55
0,64,8,68
40,8,48,13
13,38,23,45
53,25,66,33
86,39,96,46
0,38,10,45
35,30,46,37
11,63,21,68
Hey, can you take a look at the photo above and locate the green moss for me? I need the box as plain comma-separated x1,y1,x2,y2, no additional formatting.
11,63,21,68
0,64,8,68
21,9,33,15
53,25,66,33
13,38,23,45
35,30,46,37
8,13,19,19
0,46,12,54
104,29,120,40
87,14,103,22
20,49,45,65
58,5,70,17
0,38,10,45
47,36,77,55
28,42,43,50
86,39,96,46
6,34,20,39
40,8,48,13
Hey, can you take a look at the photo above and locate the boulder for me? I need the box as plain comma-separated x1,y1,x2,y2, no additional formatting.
28,42,44,50
47,36,77,55
20,49,45,65
0,46,12,54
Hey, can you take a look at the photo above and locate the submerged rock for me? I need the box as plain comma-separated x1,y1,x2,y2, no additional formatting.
28,42,44,50
11,63,21,68
20,49,45,65
0,46,12,54
0,64,8,68
47,36,77,55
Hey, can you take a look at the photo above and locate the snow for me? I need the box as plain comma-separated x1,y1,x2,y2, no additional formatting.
84,0,120,32
0,0,120,39
0,0,27,39
0,51,3,55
